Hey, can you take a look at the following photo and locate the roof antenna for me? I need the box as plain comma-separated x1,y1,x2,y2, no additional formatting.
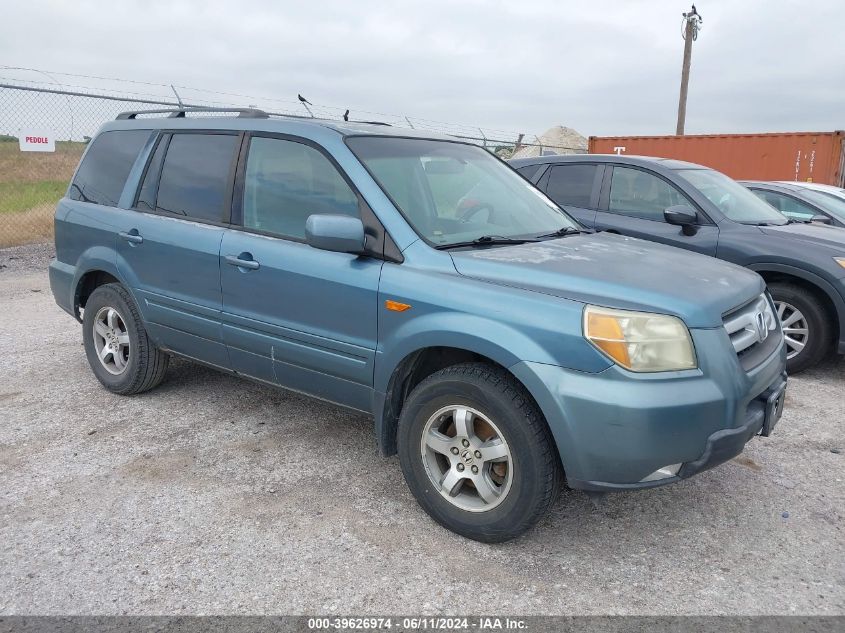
343,109,349,122
170,84,184,107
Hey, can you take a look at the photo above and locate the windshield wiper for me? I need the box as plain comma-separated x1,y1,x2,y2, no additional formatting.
535,226,591,239
435,235,540,250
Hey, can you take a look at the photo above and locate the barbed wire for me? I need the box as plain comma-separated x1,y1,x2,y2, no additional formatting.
0,78,586,249
0,78,586,153
0,66,540,141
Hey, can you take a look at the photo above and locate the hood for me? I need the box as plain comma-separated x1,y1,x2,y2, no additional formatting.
449,232,764,328
760,222,845,252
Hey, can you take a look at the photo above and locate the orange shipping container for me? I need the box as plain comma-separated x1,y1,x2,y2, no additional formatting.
588,131,845,186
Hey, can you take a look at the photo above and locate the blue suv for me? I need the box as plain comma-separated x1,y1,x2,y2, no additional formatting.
50,108,787,542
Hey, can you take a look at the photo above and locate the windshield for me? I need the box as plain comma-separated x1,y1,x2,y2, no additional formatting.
801,189,845,223
346,137,579,246
676,169,788,225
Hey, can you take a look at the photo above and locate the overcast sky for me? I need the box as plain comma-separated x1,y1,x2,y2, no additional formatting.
2,0,843,139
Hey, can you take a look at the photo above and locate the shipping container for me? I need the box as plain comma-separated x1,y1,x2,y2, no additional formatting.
588,131,845,186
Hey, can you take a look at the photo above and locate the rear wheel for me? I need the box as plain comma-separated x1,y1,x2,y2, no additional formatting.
397,362,561,542
82,283,169,395
768,282,832,373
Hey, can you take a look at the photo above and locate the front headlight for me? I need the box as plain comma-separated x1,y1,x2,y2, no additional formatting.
834,257,845,270
583,305,697,372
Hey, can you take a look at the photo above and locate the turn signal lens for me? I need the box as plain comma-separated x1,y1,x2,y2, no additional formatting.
583,305,696,372
385,299,412,312
585,310,630,367
834,257,845,270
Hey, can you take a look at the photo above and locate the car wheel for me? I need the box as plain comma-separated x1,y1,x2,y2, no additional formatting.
397,362,562,543
768,282,832,373
82,283,169,395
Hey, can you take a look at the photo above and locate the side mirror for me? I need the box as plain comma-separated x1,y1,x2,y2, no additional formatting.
305,214,366,255
664,205,698,226
811,215,832,225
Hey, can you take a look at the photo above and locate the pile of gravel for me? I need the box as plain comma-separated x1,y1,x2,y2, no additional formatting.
0,241,55,275
511,125,588,159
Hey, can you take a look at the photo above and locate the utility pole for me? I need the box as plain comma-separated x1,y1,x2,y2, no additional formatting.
676,4,703,135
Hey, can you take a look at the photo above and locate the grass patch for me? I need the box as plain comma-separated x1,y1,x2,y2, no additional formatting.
0,203,55,248
0,141,84,245
0,181,67,214
0,140,85,184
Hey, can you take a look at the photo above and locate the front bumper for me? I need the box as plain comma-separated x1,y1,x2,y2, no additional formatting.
573,377,784,491
510,326,787,491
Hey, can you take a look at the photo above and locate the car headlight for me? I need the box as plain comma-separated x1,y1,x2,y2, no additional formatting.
583,305,697,372
835,257,845,270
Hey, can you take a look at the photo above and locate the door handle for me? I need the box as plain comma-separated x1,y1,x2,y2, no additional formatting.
118,230,143,244
225,254,260,270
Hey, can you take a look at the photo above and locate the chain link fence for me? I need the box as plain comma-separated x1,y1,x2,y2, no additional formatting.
0,80,583,248
0,84,186,248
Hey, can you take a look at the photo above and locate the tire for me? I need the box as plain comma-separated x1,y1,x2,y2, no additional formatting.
768,281,832,374
397,362,562,543
82,283,169,395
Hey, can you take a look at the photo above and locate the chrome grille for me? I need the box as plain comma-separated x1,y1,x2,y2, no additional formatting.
723,294,778,356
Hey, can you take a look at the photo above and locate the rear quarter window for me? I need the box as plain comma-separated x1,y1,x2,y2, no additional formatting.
68,130,150,206
515,164,542,181
546,164,599,208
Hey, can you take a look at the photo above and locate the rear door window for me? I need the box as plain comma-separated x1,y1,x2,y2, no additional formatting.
751,190,816,221
546,164,599,208
154,133,239,222
608,166,687,221
69,130,150,206
241,136,359,240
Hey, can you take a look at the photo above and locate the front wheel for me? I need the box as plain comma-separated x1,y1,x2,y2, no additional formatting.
397,363,562,542
768,282,832,373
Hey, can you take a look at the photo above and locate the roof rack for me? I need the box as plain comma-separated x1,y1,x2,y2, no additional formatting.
114,106,394,128
116,107,269,120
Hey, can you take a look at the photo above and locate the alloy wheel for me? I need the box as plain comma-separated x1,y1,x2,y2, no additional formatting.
92,306,131,375
775,300,809,360
419,405,513,512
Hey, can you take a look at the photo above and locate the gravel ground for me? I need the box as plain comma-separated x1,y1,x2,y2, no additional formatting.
1,243,843,615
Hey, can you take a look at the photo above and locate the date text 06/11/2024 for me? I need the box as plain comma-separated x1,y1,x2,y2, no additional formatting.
306,617,528,630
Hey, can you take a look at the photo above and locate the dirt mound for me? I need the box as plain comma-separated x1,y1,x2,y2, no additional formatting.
512,126,587,159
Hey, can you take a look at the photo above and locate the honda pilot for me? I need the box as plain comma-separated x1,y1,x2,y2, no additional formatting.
50,109,787,542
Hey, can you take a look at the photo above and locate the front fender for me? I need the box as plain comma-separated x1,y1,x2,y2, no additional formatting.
369,313,611,456
372,317,562,457
374,311,591,394
374,259,612,395
750,262,845,352
371,262,613,455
